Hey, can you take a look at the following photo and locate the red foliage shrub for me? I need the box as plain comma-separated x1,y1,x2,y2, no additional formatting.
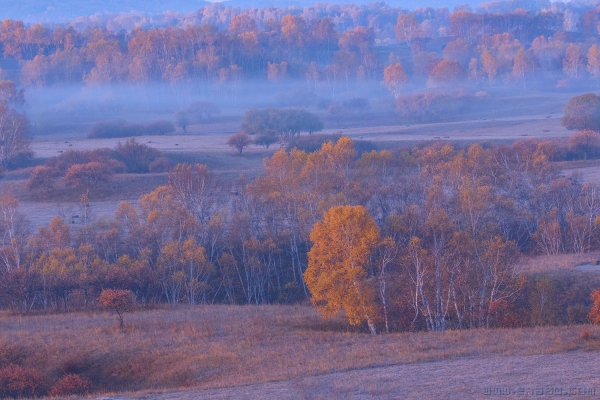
0,364,47,398
49,374,92,397
65,161,114,189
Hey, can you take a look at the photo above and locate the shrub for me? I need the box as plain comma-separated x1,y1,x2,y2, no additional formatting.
114,138,162,173
49,374,92,397
27,166,60,193
45,149,113,173
65,161,113,189
0,364,47,399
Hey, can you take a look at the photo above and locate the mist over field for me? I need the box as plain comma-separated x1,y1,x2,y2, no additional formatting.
3,1,600,399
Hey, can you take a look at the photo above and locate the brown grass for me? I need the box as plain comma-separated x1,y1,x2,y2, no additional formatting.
1,305,600,398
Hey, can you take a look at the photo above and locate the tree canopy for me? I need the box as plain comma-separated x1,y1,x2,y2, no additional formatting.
241,108,323,142
562,93,600,132
304,205,380,334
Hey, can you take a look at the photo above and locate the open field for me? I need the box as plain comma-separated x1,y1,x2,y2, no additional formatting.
1,305,600,399
115,352,600,399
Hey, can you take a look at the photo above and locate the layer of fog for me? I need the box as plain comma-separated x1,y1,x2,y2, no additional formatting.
22,75,577,141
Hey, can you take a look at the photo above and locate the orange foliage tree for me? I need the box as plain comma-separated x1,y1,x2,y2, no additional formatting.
590,289,600,325
304,205,381,334
98,289,134,327
382,63,408,99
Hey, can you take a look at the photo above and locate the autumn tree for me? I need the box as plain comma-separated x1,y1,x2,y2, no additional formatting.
512,47,530,86
588,44,600,84
227,132,252,154
304,205,381,334
98,288,134,328
481,49,497,81
590,289,600,325
569,130,600,159
0,103,29,168
563,43,583,79
562,93,600,132
382,63,408,99
395,14,420,45
428,60,467,85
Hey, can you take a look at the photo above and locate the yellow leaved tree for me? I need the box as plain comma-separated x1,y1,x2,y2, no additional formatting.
304,205,380,334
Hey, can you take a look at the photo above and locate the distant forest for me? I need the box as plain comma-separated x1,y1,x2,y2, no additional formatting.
0,0,599,91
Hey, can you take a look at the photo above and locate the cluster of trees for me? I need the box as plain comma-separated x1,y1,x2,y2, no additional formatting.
3,137,600,332
241,108,323,147
27,139,168,193
1,1,600,91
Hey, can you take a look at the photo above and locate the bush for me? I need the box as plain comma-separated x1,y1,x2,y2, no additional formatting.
0,364,47,399
49,374,92,397
114,138,162,173
27,166,60,193
65,161,114,189
46,149,114,173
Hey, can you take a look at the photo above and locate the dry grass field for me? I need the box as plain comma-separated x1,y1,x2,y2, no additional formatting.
1,305,599,399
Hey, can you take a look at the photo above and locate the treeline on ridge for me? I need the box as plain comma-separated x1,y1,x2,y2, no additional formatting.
0,0,599,91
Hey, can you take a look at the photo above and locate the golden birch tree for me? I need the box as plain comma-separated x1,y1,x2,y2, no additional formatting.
304,205,380,334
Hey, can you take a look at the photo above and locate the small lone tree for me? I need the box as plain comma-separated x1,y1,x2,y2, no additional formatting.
98,289,134,328
227,132,252,154
175,110,190,132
